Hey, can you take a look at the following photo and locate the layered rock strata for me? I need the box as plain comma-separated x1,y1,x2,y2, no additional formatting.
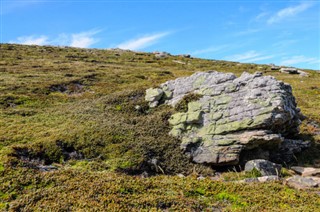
145,71,309,165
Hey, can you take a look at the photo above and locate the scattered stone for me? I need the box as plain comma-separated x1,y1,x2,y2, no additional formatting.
210,175,221,181
291,166,320,177
271,65,280,70
285,175,319,190
236,175,280,183
245,159,282,176
172,60,187,65
257,175,280,182
237,178,259,183
145,88,163,107
280,67,299,74
179,54,191,58
134,105,142,111
297,70,309,77
310,177,320,185
38,165,58,172
177,173,185,178
154,51,170,58
197,175,205,180
141,171,149,178
145,71,307,165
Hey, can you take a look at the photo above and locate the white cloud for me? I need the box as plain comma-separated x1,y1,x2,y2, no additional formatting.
225,50,259,61
10,35,49,45
192,45,229,55
254,12,269,21
267,2,313,24
245,55,275,63
280,55,320,66
70,30,100,48
225,50,274,63
9,29,101,48
117,32,170,50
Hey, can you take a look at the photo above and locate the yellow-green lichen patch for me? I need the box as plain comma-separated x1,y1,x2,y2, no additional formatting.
188,101,202,112
168,112,187,125
192,75,206,88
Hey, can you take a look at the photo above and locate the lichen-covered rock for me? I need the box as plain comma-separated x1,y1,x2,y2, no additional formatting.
285,176,319,190
145,71,309,165
145,88,164,107
245,159,282,176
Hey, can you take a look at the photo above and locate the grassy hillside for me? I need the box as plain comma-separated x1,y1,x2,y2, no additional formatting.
0,44,319,211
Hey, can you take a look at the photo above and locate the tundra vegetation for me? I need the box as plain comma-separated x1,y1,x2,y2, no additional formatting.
0,44,319,211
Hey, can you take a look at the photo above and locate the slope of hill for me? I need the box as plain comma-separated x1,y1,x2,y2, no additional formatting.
0,44,319,210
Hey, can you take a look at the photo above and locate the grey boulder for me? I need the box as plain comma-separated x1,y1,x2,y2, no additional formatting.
245,159,282,176
145,71,309,165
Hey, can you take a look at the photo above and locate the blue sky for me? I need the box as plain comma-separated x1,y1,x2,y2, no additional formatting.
1,0,320,70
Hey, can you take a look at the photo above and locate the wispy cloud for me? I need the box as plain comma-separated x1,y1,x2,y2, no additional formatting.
2,1,42,15
191,45,230,56
70,30,100,48
280,55,320,66
10,35,49,45
9,29,101,48
225,50,274,63
117,32,170,50
267,2,314,24
254,12,269,22
233,28,261,36
272,39,298,49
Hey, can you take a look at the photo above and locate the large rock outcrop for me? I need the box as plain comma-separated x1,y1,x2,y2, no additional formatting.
145,71,310,165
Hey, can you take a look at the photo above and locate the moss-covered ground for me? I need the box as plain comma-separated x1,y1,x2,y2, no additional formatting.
0,44,319,211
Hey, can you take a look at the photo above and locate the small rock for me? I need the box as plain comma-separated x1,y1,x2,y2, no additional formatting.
177,173,185,178
285,175,318,190
197,175,205,180
245,159,282,176
210,175,221,181
291,166,320,177
134,105,141,111
38,165,57,172
145,88,163,107
172,60,186,65
237,178,259,183
310,177,320,186
297,70,308,77
154,52,170,58
257,175,280,182
141,171,149,178
209,176,220,181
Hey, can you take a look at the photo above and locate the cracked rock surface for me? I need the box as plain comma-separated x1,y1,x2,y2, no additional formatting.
145,71,310,165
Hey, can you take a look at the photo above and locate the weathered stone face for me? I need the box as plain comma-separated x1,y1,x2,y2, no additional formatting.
145,71,309,165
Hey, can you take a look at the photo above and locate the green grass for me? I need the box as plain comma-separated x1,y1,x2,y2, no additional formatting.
0,43,320,210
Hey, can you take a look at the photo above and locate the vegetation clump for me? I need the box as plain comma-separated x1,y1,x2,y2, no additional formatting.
174,93,203,112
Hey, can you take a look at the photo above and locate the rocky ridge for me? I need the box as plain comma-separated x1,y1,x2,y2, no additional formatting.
145,71,310,165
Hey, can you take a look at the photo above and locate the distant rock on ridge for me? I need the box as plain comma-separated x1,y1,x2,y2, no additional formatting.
145,71,310,165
